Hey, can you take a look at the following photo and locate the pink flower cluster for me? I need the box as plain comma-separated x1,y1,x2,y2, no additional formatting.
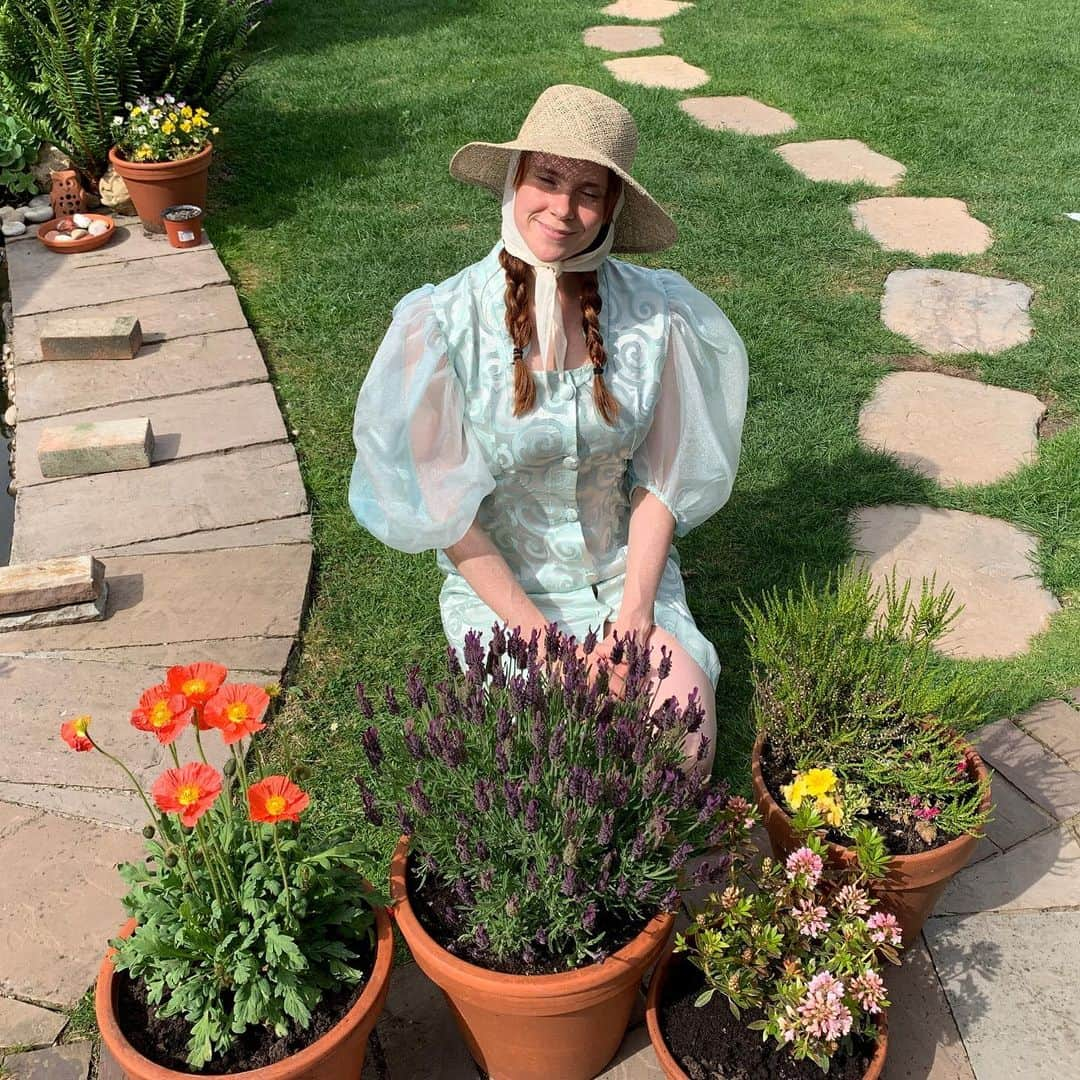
850,970,887,1014
908,795,941,821
792,899,829,938
785,846,823,888
796,971,853,1041
835,883,871,916
866,910,902,946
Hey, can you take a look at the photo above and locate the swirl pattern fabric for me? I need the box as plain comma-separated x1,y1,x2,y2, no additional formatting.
350,244,748,686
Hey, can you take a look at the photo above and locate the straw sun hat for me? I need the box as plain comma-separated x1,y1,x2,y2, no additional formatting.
450,84,677,254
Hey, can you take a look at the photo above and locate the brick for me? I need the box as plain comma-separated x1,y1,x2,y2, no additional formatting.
37,417,153,479
39,315,142,361
0,556,103,615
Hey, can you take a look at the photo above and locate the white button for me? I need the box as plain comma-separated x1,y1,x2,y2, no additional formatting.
565,509,579,523
563,455,579,469
561,384,576,401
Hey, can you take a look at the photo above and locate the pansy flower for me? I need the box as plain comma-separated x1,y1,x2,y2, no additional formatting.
152,762,222,827
130,685,194,745
60,715,93,752
248,775,310,824
204,684,270,744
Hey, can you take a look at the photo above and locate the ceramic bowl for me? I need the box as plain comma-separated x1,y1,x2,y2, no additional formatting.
37,213,116,254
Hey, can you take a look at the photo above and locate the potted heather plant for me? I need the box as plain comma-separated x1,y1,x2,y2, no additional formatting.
741,568,992,944
59,662,392,1079
647,807,900,1079
355,624,739,1080
108,95,218,231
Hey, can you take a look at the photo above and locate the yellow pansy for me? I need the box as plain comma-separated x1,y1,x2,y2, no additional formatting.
131,105,141,116
179,120,192,133
180,105,193,118
161,120,175,135
801,768,838,798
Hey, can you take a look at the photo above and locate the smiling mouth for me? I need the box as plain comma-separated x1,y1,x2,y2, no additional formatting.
536,221,576,239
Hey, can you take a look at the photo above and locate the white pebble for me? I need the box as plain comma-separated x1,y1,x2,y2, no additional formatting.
72,213,92,228
28,193,51,208
23,205,54,224
3,405,15,427
69,228,88,240
53,233,73,243
87,220,109,236
1,219,27,237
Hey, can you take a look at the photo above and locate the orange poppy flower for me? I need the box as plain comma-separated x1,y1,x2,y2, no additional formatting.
166,662,228,724
60,715,93,752
204,684,269,745
152,762,222,827
130,685,194,745
247,775,310,824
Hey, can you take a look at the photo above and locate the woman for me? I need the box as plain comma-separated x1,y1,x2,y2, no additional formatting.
350,85,748,768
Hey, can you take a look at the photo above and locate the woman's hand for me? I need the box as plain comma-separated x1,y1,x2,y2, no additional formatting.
588,610,654,694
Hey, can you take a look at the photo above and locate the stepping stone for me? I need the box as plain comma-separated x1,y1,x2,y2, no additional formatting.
925,911,1080,1080
37,417,154,479
12,442,307,561
882,269,1034,355
0,805,140,1005
0,782,148,831
601,0,692,19
775,139,905,187
597,1023,663,1078
604,55,708,90
851,197,991,256
0,555,104,615
584,25,663,52
850,505,1060,660
1,1041,92,1079
17,384,287,488
39,314,142,361
979,772,1054,853
976,718,1080,821
94,515,311,557
1014,691,1080,768
938,826,1080,914
882,935,975,1080
680,96,796,135
858,371,1044,487
0,997,67,1050
12,286,247,368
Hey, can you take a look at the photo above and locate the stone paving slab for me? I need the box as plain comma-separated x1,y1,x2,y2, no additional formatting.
858,371,1044,487
15,329,266,421
1,1041,91,1078
851,197,992,256
15,384,288,488
10,249,230,317
976,718,1080,820
881,269,1034,356
680,95,796,135
0,808,141,1005
0,545,311,655
981,771,1055,852
604,55,708,89
597,1023,663,1078
0,997,67,1051
925,911,1080,1080
94,515,312,557
1015,691,1080,767
851,506,1060,660
601,0,692,18
12,286,248,367
584,25,663,51
938,825,1080,914
0,783,146,831
883,935,975,1080
775,139,905,187
11,443,307,562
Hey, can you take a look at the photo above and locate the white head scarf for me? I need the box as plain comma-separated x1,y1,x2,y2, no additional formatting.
500,151,625,372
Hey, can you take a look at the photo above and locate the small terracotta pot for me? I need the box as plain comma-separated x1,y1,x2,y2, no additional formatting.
161,205,204,249
645,946,888,1080
108,143,212,233
751,732,990,945
390,836,674,1080
95,902,393,1079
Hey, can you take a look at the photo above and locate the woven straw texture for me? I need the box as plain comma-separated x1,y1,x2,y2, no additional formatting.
450,85,677,253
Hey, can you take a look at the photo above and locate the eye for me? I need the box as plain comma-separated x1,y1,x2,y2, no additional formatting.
535,173,557,186
581,189,604,201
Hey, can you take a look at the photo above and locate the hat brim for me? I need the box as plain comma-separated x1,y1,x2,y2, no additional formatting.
450,139,677,254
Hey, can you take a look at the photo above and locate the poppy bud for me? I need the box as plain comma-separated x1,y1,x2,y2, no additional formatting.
142,824,155,839
223,757,236,777
164,851,179,867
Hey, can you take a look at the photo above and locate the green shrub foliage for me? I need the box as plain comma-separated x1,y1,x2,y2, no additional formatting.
0,110,38,197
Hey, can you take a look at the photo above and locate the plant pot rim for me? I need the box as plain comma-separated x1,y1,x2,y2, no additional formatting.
108,142,213,175
95,898,393,1079
645,946,889,1080
390,835,674,1005
751,731,991,867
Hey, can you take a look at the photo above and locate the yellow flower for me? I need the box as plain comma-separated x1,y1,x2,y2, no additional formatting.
168,112,178,123
801,768,838,798
161,120,175,135
816,794,843,826
131,105,141,117
781,776,808,810
180,120,192,134
211,127,220,135
195,107,208,117
180,105,193,118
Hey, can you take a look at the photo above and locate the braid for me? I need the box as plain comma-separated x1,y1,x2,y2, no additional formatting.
580,271,618,425
499,248,536,416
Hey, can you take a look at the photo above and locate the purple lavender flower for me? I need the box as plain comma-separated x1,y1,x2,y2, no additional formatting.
635,881,654,903
609,631,625,666
656,645,673,682
463,629,485,670
582,628,598,655
440,726,466,768
544,622,561,662
474,779,492,813
384,685,401,715
528,756,542,785
454,832,470,863
478,867,494,891
495,741,509,774
421,851,439,876
475,839,489,861
490,622,507,658
530,711,546,753
355,681,374,721
495,706,513,741
403,716,426,761
582,902,598,933
522,943,536,965
503,779,523,818
548,722,567,761
615,875,629,898
490,662,507,690
524,798,540,833
525,664,543,709
526,863,540,891
526,629,540,667
609,774,631,808
435,679,461,716
561,865,578,897
507,627,527,669
660,887,681,911
394,803,415,834
682,688,704,733
535,927,548,947
545,854,560,876
630,832,646,861
696,735,711,763
445,644,463,677
597,811,614,847
361,726,383,771
405,665,429,710
453,876,474,906
474,924,490,951
407,779,432,816
355,777,383,826
585,772,603,807
669,842,693,870
508,675,526,712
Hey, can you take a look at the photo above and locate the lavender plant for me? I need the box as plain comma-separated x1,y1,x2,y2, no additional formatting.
355,624,738,972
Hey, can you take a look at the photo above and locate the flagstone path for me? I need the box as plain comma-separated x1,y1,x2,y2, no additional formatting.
775,139,905,187
604,55,709,90
681,95,797,135
851,197,992,256
584,25,663,52
600,0,691,19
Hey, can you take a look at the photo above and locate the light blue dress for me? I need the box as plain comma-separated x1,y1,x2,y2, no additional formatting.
349,244,748,686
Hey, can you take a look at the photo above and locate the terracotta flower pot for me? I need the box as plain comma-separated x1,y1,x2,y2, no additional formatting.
161,204,204,249
645,946,888,1080
390,836,674,1080
95,902,393,1079
108,143,212,233
751,732,989,945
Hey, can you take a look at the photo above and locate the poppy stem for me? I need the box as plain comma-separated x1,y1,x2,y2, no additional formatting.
271,826,293,920
193,820,226,910
87,736,162,832
193,722,210,765
232,745,266,861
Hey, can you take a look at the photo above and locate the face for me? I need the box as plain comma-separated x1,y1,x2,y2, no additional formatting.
513,153,612,262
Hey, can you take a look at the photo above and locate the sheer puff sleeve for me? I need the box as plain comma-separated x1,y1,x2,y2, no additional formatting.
349,285,496,553
630,272,749,537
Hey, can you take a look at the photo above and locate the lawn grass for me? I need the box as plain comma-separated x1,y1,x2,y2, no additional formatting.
208,0,1080,845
